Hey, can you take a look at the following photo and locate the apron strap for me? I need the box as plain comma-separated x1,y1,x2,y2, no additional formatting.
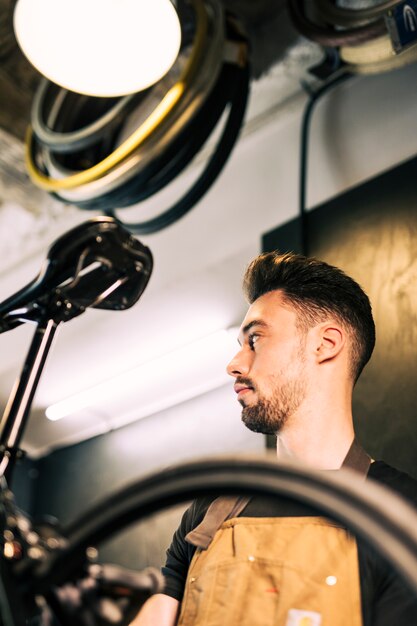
342,438,371,477
186,439,371,549
185,495,251,549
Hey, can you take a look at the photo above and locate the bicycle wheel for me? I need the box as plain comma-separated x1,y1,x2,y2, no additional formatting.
32,455,417,597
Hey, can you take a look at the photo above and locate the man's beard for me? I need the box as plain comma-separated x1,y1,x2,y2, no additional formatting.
240,374,307,436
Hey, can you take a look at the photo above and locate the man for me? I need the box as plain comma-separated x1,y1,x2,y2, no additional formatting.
131,251,417,626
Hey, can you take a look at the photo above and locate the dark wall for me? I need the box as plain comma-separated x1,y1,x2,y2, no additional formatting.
12,455,38,515
264,155,417,478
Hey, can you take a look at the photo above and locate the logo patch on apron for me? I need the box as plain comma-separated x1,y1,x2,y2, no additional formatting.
286,609,322,626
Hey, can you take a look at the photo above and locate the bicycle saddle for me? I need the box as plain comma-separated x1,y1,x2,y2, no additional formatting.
0,216,153,333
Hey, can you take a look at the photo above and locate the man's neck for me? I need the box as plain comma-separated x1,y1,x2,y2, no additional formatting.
275,377,356,469
276,417,355,470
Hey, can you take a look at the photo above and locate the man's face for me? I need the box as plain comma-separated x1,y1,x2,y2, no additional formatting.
226,290,309,435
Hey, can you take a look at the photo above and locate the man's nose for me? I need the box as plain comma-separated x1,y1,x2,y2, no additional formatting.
226,349,249,378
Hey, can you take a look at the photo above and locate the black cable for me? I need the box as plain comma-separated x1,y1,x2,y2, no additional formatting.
299,71,352,256
105,62,250,234
31,79,145,154
58,59,239,213
46,58,249,227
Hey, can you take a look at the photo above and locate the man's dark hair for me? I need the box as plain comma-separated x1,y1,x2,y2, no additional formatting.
243,251,375,383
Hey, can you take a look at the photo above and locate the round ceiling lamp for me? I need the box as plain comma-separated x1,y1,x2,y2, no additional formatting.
13,0,182,97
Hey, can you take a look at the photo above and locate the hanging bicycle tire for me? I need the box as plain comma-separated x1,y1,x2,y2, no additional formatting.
25,0,250,235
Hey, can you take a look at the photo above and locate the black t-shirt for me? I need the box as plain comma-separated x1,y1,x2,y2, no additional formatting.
161,461,417,626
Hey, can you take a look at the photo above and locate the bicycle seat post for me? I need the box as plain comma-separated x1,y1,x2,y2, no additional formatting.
0,315,60,485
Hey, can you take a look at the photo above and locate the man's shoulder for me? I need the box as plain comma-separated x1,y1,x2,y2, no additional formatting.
182,495,217,530
368,460,417,507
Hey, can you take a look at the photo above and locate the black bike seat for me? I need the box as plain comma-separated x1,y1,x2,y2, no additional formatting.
0,216,153,332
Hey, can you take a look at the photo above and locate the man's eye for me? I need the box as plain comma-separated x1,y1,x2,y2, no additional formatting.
248,334,259,349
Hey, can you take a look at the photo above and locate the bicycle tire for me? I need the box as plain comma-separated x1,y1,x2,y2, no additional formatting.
32,455,417,597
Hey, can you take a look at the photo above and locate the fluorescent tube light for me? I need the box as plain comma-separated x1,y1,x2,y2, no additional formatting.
46,328,239,422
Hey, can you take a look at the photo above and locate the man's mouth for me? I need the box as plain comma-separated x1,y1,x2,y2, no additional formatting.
234,382,254,400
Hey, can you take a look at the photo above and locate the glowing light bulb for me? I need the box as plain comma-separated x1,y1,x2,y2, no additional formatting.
14,0,182,97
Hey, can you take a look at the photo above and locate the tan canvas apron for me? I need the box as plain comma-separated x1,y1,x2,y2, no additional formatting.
177,440,371,626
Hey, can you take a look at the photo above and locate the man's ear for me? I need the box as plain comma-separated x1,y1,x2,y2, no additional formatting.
315,324,346,364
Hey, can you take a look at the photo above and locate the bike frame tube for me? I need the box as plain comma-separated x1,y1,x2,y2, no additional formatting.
0,318,59,484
